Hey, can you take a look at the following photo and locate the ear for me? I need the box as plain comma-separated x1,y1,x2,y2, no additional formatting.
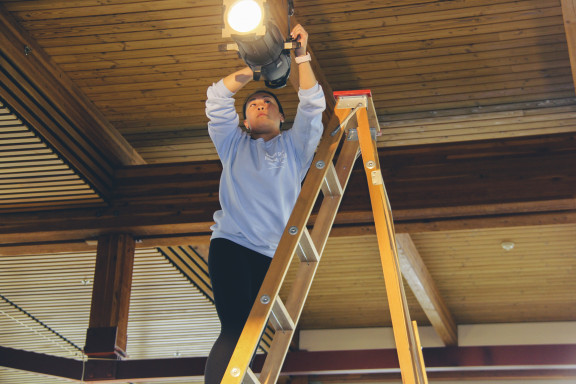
244,120,250,129
280,114,285,123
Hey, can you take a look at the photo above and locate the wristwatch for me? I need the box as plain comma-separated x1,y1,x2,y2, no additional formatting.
295,52,311,64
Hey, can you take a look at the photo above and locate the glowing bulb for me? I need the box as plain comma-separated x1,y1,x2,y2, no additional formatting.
227,0,263,33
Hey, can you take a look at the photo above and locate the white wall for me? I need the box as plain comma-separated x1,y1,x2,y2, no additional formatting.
300,321,576,350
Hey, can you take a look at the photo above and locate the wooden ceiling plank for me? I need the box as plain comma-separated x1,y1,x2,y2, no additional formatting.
8,1,219,21
395,233,457,346
377,90,576,115
296,0,503,16
302,0,547,35
0,179,84,189
38,24,222,50
312,23,564,61
0,4,145,192
0,169,75,179
309,12,563,52
326,51,569,85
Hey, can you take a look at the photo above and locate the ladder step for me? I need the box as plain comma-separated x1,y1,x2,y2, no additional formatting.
321,162,343,198
296,227,320,263
269,296,295,332
243,368,260,384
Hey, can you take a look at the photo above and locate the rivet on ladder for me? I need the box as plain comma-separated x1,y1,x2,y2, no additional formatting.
366,160,376,169
230,367,241,377
260,295,271,304
289,226,298,235
315,160,325,169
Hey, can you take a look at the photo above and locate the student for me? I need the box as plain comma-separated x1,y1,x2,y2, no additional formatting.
204,24,325,383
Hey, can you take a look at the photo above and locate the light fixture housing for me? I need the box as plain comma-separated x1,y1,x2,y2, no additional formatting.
222,0,294,89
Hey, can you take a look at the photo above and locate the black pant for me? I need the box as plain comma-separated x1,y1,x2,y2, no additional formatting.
205,238,272,384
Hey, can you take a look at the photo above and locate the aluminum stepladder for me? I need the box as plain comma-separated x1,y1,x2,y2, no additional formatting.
220,90,428,384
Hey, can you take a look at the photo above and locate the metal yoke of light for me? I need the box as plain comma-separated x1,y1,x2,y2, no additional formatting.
222,0,298,89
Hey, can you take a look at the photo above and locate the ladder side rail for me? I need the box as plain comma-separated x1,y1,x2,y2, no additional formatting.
412,321,429,384
310,125,361,247
220,113,346,384
258,112,361,384
373,143,427,384
356,107,427,384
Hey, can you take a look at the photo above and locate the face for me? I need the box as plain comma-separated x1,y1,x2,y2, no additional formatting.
244,93,284,140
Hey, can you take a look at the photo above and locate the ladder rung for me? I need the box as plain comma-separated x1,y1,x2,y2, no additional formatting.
296,227,320,263
269,296,295,332
243,368,260,384
321,162,343,197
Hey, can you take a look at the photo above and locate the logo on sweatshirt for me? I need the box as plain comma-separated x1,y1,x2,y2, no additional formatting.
265,151,287,169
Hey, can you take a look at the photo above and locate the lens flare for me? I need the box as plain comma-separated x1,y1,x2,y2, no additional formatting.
227,0,263,33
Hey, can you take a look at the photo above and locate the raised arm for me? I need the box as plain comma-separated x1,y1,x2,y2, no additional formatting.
222,66,253,94
291,24,317,90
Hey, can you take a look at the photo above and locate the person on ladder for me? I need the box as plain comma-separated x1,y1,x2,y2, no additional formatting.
204,24,325,384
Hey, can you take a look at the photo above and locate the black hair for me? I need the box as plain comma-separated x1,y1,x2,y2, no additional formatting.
242,90,284,125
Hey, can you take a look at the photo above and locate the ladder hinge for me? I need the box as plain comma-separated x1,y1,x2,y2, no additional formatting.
371,170,383,185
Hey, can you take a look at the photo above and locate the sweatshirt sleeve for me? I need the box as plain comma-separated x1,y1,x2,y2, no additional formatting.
289,83,326,170
206,79,241,161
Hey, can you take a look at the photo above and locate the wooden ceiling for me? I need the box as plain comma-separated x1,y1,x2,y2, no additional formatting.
0,0,575,383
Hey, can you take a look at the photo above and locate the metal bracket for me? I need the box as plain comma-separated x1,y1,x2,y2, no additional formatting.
371,170,383,185
346,128,378,141
335,95,368,110
330,96,368,137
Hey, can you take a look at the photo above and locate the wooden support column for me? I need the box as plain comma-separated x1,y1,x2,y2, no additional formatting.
84,234,135,359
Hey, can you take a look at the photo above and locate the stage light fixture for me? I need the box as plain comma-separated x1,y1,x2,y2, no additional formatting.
222,0,298,89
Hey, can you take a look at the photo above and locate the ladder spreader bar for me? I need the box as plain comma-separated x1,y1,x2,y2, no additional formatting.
270,297,295,332
296,227,320,263
243,368,260,384
321,162,343,198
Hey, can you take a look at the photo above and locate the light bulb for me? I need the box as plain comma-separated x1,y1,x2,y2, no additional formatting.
227,0,263,33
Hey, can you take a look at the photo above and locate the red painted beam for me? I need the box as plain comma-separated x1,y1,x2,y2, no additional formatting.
1,345,575,382
281,345,576,375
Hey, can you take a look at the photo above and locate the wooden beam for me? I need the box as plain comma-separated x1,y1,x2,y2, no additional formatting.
0,4,145,197
85,234,135,359
0,133,574,251
0,346,83,381
396,233,457,346
561,0,576,90
2,345,575,382
289,376,309,384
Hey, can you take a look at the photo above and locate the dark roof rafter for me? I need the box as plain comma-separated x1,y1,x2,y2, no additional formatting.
0,4,145,199
0,132,574,255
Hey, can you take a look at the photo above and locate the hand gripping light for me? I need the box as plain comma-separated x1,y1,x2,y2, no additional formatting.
222,0,298,89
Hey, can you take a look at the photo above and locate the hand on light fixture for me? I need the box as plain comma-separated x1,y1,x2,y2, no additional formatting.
222,0,298,89
290,23,308,57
